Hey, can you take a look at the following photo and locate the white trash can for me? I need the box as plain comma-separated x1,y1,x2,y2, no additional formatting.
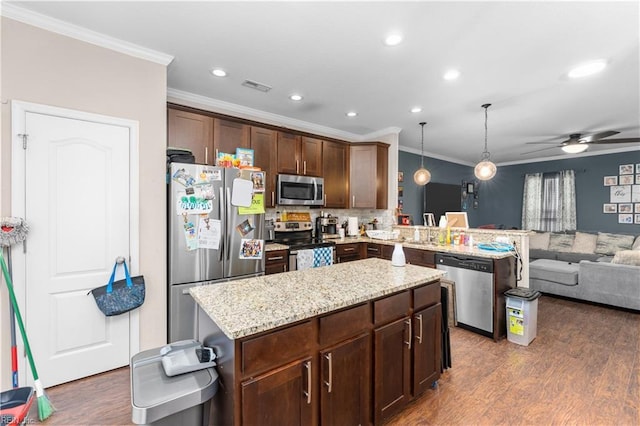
505,288,541,346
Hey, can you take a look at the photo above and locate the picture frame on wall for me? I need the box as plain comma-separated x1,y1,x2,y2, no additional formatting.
636,163,640,173
619,203,633,213
636,174,640,184
398,171,404,182
618,214,633,224
635,203,640,213
633,185,640,202
619,175,635,185
603,176,618,186
635,214,640,224
610,185,631,203
619,164,634,175
603,204,617,213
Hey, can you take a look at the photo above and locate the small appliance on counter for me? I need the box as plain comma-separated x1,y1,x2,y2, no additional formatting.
315,215,339,239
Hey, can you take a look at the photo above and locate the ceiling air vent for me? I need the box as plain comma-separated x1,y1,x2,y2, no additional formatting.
241,79,272,92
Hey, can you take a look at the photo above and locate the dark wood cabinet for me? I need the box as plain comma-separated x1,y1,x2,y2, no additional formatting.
265,249,288,275
412,303,442,396
366,243,393,260
404,247,436,268
241,357,313,426
336,243,362,263
213,118,250,159
322,140,349,208
320,333,371,426
276,133,323,176
350,142,388,209
374,316,412,423
167,108,213,164
250,127,277,207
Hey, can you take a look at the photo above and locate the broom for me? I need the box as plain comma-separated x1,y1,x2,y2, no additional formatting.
0,251,55,421
1,217,29,389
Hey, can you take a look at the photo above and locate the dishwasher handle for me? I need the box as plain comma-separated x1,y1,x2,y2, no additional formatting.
435,253,493,273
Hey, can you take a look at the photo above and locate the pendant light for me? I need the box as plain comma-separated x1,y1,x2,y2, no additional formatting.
474,103,497,181
413,122,431,185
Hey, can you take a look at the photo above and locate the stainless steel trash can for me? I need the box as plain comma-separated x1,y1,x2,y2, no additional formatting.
131,346,219,425
505,288,541,346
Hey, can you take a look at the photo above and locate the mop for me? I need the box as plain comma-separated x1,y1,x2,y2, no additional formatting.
0,217,28,389
0,219,54,421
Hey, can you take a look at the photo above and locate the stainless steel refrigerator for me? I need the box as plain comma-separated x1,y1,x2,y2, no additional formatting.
168,162,265,342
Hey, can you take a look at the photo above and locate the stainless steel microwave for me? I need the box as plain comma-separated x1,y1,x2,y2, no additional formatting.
277,174,324,206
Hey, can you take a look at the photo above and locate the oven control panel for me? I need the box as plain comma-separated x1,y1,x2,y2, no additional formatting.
274,221,313,232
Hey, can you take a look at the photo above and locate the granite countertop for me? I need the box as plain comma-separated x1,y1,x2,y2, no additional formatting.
190,258,445,340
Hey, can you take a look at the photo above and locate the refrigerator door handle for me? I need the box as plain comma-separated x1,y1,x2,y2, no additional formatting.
219,186,224,262
226,187,232,261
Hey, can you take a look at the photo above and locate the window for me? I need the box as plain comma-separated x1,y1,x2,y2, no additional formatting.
521,170,576,231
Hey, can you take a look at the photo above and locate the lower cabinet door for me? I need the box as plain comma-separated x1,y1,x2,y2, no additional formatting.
413,303,442,396
320,333,371,426
241,357,313,426
374,316,411,424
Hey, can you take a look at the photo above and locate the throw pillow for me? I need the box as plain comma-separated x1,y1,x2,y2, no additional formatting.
611,250,640,266
633,236,640,251
548,233,574,252
529,232,550,250
595,232,635,256
571,232,597,253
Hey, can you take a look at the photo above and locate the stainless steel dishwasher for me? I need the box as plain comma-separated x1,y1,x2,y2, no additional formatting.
435,253,494,335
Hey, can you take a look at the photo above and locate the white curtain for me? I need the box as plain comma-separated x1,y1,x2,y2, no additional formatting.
522,170,576,231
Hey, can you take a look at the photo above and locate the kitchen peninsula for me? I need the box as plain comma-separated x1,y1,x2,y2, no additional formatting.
190,258,445,425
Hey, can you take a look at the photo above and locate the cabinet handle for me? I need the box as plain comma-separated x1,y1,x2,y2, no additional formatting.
296,160,299,174
267,256,284,261
344,247,355,252
303,160,307,175
416,314,423,344
215,148,219,161
352,195,355,207
271,191,275,206
368,247,379,252
283,264,288,272
303,361,312,404
324,353,333,393
205,146,209,164
404,318,412,350
324,193,327,207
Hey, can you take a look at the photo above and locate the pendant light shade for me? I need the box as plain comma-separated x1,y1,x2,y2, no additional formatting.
474,103,497,181
561,143,589,154
413,122,431,185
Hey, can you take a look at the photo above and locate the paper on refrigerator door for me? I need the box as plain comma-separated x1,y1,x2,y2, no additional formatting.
198,218,221,250
231,178,253,207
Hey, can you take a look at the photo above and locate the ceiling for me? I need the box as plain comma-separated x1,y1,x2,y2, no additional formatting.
5,1,640,165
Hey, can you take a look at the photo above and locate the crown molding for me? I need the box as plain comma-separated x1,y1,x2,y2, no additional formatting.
2,3,174,66
361,127,402,140
499,145,640,166
399,145,475,167
167,88,367,142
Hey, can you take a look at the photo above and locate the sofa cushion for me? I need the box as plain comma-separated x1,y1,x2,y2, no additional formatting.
571,232,597,254
595,232,635,255
529,259,579,286
529,249,558,260
611,250,640,266
633,236,640,251
548,233,574,252
556,252,600,263
529,232,550,250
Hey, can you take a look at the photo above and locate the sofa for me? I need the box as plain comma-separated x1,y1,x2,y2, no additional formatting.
528,231,640,310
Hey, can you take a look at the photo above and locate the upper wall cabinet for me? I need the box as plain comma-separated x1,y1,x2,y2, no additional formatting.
350,142,388,209
214,118,250,159
168,108,214,164
251,126,278,208
277,133,323,176
323,140,349,209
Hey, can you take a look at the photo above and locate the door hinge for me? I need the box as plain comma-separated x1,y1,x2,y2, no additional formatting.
18,133,28,149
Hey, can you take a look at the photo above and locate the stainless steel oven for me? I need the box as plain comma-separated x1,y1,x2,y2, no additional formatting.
274,221,336,270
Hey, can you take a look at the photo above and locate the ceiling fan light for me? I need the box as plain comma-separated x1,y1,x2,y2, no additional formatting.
562,144,589,153
414,168,431,185
474,160,497,181
568,60,607,78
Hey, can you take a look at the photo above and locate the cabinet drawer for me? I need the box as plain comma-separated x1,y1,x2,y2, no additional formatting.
241,321,314,376
366,243,383,258
405,248,435,267
373,291,410,326
265,249,288,264
336,243,360,256
319,303,371,346
413,282,440,310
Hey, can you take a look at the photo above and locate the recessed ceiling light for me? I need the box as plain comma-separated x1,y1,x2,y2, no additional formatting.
289,94,303,101
346,111,358,117
211,68,227,77
568,59,607,78
443,69,461,80
411,107,422,113
384,33,403,46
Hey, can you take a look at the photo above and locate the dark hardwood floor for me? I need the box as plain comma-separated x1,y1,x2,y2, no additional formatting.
33,295,638,425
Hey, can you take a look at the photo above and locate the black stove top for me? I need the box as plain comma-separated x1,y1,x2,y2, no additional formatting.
273,236,336,251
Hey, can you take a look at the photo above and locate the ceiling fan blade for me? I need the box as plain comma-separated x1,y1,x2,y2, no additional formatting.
521,146,560,155
588,137,640,144
581,130,619,142
524,141,562,145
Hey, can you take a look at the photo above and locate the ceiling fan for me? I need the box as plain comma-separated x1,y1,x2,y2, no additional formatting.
522,130,640,154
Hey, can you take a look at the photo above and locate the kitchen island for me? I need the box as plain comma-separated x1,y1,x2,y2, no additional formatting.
190,258,445,425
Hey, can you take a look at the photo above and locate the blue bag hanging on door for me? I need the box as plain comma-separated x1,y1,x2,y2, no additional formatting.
89,259,145,316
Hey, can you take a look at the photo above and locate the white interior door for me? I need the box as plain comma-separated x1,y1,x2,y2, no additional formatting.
11,104,138,387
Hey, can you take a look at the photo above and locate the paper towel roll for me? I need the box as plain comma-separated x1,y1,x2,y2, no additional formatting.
348,217,359,236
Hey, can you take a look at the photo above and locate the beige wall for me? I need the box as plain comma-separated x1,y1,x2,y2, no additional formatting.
0,18,167,385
